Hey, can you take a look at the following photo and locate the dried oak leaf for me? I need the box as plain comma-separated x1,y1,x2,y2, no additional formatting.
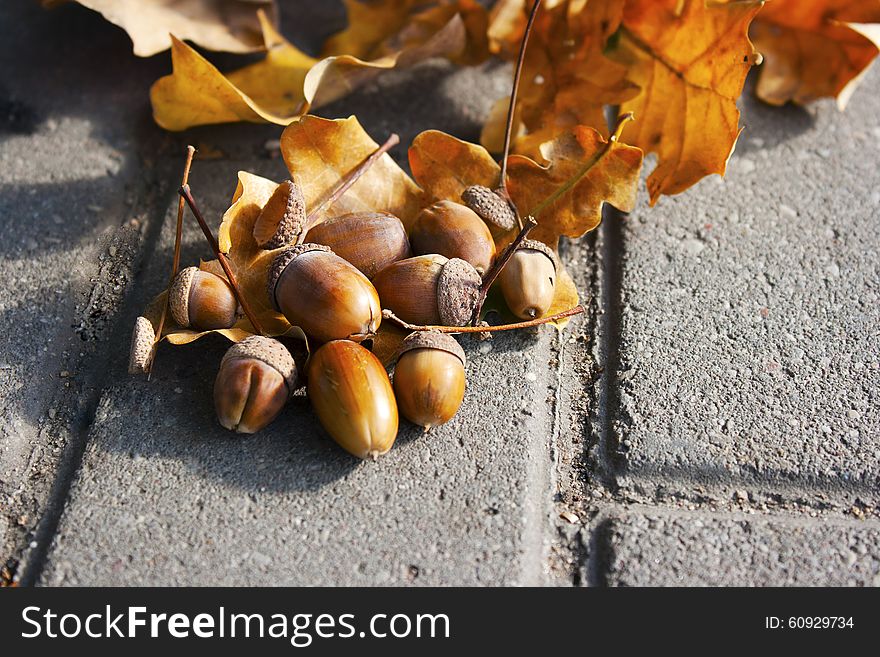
151,2,488,131
409,122,642,321
486,0,762,205
751,0,880,108
50,0,278,57
482,0,638,153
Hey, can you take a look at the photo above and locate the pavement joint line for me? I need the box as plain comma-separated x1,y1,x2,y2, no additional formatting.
16,156,175,586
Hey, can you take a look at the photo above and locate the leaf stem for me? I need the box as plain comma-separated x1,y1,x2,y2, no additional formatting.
498,0,543,228
178,184,265,336
471,215,537,324
384,305,583,334
298,133,400,243
148,144,195,377
528,112,634,220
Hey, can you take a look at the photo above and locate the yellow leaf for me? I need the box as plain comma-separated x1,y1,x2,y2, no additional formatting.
150,3,488,131
750,0,880,109
280,115,427,230
58,0,278,57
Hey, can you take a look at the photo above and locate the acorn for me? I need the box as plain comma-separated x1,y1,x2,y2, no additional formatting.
499,239,558,319
308,340,398,459
393,331,466,429
372,254,481,327
268,244,381,343
304,211,411,279
169,267,238,330
461,185,518,232
410,200,496,275
214,336,299,434
252,179,307,249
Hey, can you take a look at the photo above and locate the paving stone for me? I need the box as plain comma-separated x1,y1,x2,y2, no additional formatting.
606,513,880,586
613,69,880,501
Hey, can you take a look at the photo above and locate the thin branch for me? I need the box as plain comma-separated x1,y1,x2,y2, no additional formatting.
178,184,265,336
384,305,584,334
471,215,538,325
148,145,195,377
299,133,400,243
498,0,543,228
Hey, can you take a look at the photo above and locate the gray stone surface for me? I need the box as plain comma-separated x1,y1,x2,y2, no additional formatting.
606,512,880,587
613,68,880,503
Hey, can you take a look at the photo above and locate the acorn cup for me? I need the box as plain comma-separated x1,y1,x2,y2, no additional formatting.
214,336,299,434
252,179,307,249
304,211,411,279
461,185,518,233
393,332,466,429
499,239,558,319
410,200,496,275
372,254,482,327
268,244,381,343
169,267,239,330
308,340,398,459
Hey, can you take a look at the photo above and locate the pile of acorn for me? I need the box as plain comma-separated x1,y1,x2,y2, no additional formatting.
131,170,565,460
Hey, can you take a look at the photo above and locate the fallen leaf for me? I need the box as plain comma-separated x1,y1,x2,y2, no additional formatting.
279,115,427,230
750,0,880,109
151,2,488,130
486,0,762,204
53,0,278,57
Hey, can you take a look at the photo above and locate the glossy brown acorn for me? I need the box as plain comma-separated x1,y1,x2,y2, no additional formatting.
499,239,558,319
169,267,238,330
304,211,411,279
410,200,496,275
372,254,481,327
252,179,307,249
214,336,299,434
308,340,398,459
268,244,381,343
393,332,466,429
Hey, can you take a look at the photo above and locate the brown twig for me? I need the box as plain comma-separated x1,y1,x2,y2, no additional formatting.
178,184,265,336
497,0,543,228
148,145,195,378
471,215,538,325
384,305,584,334
298,133,400,243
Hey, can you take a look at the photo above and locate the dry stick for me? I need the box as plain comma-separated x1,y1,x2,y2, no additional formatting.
384,305,584,334
178,184,265,336
147,145,196,378
497,0,543,227
296,133,401,244
471,215,538,325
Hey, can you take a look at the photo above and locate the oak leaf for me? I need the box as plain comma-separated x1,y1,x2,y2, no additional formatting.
151,2,488,130
751,0,880,108
51,0,278,57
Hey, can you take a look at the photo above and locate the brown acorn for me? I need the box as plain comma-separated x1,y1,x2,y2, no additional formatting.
410,200,496,275
372,254,481,327
461,185,518,232
499,239,558,319
393,332,466,429
304,211,411,279
214,336,299,434
169,267,238,330
308,340,398,459
268,244,381,343
252,179,307,249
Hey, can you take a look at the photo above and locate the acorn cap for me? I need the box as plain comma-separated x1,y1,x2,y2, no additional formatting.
266,243,332,311
461,185,518,231
253,180,307,249
128,316,155,374
221,335,299,395
517,239,559,271
169,266,198,327
436,257,481,327
394,331,466,367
